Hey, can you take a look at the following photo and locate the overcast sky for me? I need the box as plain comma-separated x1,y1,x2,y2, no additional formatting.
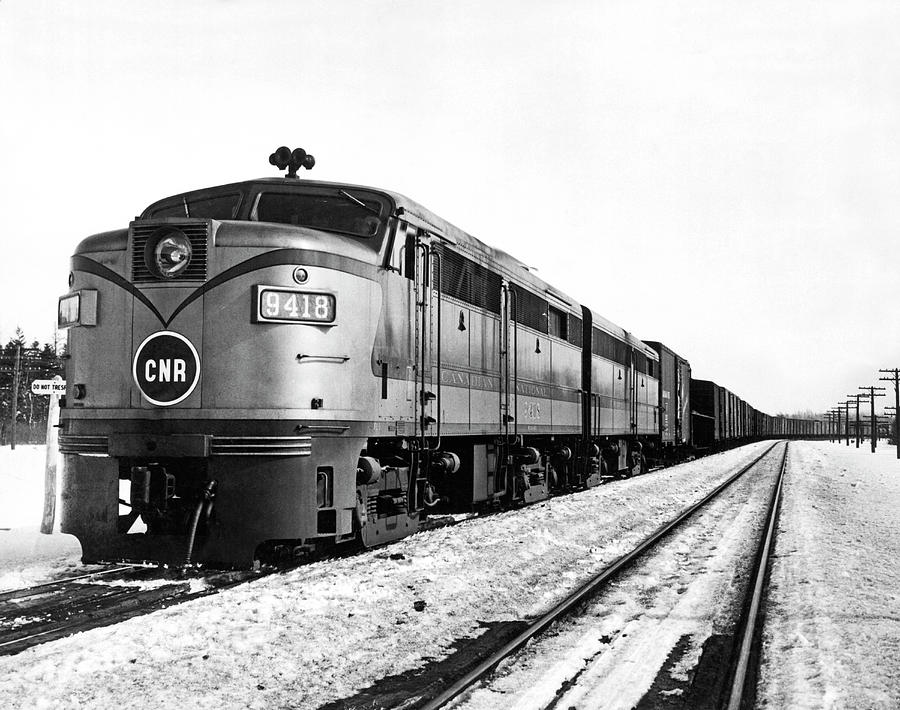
2,0,899,415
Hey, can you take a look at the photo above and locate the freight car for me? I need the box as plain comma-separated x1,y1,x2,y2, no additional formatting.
56,148,820,568
690,378,822,448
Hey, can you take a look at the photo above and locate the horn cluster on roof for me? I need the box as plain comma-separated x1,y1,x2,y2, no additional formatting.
269,146,315,178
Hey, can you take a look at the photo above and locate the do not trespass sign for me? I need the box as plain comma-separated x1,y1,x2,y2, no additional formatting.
132,331,200,406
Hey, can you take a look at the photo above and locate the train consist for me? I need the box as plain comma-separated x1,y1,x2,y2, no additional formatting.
57,147,822,567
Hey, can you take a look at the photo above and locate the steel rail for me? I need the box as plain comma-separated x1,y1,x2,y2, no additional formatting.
0,565,138,603
418,441,784,710
0,568,263,655
725,441,788,710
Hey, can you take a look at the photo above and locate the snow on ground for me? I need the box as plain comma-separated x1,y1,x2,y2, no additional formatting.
0,443,771,709
2,440,898,709
0,445,82,590
758,440,900,709
451,444,784,710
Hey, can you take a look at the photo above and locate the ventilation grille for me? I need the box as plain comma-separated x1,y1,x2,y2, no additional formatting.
131,222,209,283
592,328,630,366
512,285,548,333
434,246,502,313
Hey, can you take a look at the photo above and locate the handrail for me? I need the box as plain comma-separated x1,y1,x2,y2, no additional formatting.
430,245,442,450
295,354,350,362
510,286,519,442
417,239,430,448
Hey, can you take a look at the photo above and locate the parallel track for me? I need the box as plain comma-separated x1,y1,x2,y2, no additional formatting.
414,441,786,710
723,440,787,709
0,566,263,656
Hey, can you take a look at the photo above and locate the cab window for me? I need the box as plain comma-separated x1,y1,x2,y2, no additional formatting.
253,189,386,238
146,192,242,220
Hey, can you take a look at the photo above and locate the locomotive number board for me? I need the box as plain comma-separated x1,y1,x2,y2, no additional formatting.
253,285,336,324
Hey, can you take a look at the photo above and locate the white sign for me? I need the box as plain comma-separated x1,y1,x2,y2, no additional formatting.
31,377,66,395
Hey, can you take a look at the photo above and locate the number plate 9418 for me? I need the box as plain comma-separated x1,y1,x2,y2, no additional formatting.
253,285,336,324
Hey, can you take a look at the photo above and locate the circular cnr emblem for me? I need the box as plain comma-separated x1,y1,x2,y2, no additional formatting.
133,331,200,406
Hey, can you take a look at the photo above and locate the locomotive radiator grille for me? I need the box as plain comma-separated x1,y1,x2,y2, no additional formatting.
59,435,110,454
60,435,312,457
209,436,313,457
130,222,209,283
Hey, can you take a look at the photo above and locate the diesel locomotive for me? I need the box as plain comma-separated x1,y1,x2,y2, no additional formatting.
57,147,821,567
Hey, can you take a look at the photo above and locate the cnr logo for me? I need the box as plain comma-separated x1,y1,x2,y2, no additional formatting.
132,331,200,406
144,358,187,383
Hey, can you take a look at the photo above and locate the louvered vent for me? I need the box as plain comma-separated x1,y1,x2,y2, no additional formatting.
434,246,502,314
592,328,630,365
511,285,548,333
131,222,209,283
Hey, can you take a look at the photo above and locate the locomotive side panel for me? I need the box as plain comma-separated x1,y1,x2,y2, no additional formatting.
373,268,416,423
549,339,582,434
591,356,618,434
437,297,471,433
636,346,660,435
467,309,501,433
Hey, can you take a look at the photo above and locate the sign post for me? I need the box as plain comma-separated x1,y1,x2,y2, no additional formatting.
36,376,65,534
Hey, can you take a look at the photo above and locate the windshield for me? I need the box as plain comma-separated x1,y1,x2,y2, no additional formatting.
253,189,386,238
145,192,243,220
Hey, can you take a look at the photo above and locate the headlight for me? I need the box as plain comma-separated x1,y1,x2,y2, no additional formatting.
154,234,192,277
145,228,192,279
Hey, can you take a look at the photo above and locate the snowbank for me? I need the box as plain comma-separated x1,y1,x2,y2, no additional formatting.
0,445,82,590
0,445,50,529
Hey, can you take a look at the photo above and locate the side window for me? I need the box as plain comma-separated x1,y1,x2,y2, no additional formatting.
385,221,417,279
548,306,568,340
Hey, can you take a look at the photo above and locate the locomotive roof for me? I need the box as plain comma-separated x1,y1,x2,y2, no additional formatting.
142,177,656,358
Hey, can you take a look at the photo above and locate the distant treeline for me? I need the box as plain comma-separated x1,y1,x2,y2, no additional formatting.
774,409,825,419
0,329,65,446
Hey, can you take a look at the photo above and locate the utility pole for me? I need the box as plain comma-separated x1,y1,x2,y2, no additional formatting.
859,386,886,453
842,400,852,446
879,368,900,459
831,407,841,444
846,394,863,448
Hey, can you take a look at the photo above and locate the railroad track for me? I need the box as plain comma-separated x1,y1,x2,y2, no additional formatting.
0,565,264,656
327,440,786,710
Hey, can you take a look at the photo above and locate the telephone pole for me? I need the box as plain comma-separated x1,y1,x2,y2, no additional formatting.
859,386,886,453
846,393,863,447
830,407,842,444
840,400,852,446
879,368,900,459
